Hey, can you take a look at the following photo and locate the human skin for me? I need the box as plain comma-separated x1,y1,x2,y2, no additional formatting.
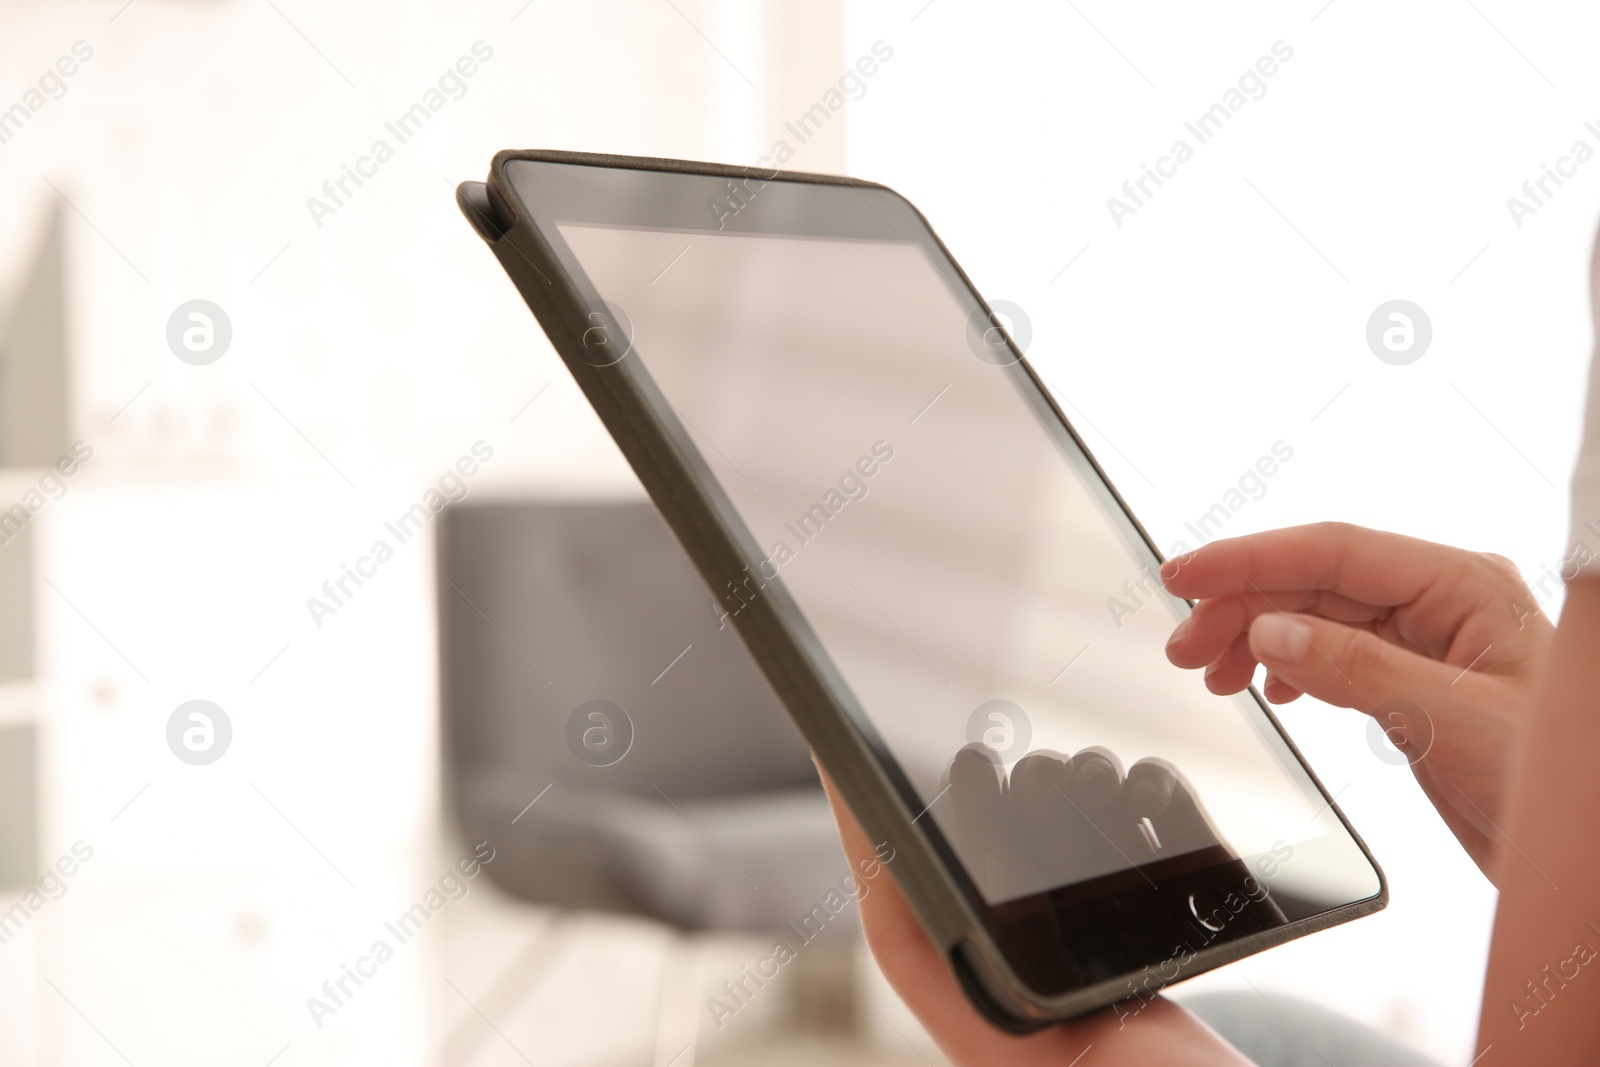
1475,578,1600,1062
1160,521,1555,882
1474,233,1600,1063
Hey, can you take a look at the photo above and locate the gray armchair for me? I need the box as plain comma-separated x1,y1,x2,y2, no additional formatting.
437,496,856,934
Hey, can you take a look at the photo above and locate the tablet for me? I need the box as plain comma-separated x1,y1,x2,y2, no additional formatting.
457,151,1385,1028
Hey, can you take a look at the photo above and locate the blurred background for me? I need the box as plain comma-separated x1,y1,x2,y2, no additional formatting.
0,0,1595,1063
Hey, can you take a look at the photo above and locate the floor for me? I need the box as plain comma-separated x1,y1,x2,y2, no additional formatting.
435,873,950,1067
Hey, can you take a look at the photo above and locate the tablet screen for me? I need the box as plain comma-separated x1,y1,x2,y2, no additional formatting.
511,161,1380,934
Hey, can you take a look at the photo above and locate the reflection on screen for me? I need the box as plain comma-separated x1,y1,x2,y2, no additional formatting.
557,223,1327,905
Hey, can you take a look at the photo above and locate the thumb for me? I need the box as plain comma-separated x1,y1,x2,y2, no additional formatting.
1247,612,1463,719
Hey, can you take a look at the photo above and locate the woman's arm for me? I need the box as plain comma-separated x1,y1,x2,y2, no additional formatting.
1476,576,1600,1061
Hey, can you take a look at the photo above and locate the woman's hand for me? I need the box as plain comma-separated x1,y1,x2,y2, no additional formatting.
819,769,1253,1066
1161,521,1555,881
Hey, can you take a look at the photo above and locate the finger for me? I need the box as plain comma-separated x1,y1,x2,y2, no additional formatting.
1262,673,1303,703
1066,746,1124,810
1166,594,1260,670
816,766,912,932
816,766,980,1036
1009,750,1106,889
1132,759,1229,858
1004,755,1124,885
1123,759,1177,819
1008,750,1072,833
943,743,1007,874
1167,588,1388,670
1161,522,1482,609
943,742,1005,816
1202,632,1259,695
1247,611,1473,717
1092,758,1198,862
